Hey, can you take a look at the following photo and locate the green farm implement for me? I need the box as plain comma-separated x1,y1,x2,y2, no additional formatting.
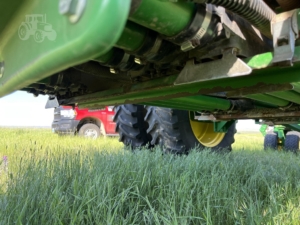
260,123,300,151
1,0,300,152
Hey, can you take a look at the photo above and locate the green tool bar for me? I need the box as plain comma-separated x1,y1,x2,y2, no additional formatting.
81,94,230,111
115,21,148,52
129,0,195,37
267,91,300,105
143,101,208,111
165,95,231,111
284,124,300,132
152,101,217,111
67,47,300,108
246,94,289,107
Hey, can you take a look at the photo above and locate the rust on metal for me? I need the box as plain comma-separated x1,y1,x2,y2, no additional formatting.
214,107,300,120
226,83,293,97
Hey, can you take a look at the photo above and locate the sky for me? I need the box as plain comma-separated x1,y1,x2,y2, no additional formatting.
0,91,261,131
0,91,53,127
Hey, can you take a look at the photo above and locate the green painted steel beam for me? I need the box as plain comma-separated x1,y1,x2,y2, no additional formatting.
142,101,212,111
245,94,290,107
167,95,231,111
0,0,131,98
267,91,300,105
284,124,300,132
129,0,195,37
143,95,231,112
64,45,300,108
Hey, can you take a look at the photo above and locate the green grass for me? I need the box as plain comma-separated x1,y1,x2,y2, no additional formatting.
1,128,300,224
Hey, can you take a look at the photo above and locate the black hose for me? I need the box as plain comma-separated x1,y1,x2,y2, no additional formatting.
190,0,275,38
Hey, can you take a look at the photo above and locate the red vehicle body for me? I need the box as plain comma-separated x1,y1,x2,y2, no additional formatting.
52,106,117,138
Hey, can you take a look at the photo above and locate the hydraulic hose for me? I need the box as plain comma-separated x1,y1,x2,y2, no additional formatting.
188,0,276,38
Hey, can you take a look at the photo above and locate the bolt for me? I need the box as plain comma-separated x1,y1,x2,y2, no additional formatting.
59,0,74,15
0,62,4,78
134,58,143,65
59,0,86,23
110,68,119,74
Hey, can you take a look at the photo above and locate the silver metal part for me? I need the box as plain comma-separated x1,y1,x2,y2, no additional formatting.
194,114,217,121
175,48,252,85
181,4,213,52
0,62,4,78
110,68,119,74
272,10,299,66
59,0,86,23
214,6,245,40
134,58,143,65
45,96,59,109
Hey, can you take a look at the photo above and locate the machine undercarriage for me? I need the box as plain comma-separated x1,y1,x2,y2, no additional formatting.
1,0,300,151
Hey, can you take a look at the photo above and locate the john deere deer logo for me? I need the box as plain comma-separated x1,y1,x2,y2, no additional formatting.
18,14,57,43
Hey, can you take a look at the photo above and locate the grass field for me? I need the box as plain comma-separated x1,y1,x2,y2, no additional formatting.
1,128,300,224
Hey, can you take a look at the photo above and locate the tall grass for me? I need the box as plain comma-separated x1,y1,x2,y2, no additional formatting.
1,128,300,224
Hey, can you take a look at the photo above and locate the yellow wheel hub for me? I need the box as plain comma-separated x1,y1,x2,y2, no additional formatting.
189,117,225,147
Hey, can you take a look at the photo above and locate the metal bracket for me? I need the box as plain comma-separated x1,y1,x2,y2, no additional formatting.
189,111,217,121
45,96,59,109
174,48,252,85
214,6,245,40
213,120,235,133
271,10,299,66
189,111,233,133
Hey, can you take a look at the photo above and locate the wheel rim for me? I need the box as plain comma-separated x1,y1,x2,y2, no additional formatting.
35,31,44,43
189,115,225,147
19,26,28,39
84,129,98,139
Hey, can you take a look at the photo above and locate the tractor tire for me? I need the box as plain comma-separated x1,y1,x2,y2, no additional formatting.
78,123,100,139
34,30,45,43
18,24,30,40
284,132,299,152
145,106,236,154
264,133,278,150
114,104,151,149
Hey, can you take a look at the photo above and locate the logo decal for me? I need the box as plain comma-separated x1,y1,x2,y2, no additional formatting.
18,14,57,43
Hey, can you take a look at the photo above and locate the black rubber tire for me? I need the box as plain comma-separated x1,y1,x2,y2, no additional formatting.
145,106,236,154
284,133,299,152
18,23,30,40
264,133,278,150
34,30,45,43
78,123,100,139
114,104,151,149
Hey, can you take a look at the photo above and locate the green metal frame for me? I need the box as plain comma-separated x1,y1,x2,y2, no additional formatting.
61,46,300,109
0,0,131,98
213,121,235,133
1,1,300,116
